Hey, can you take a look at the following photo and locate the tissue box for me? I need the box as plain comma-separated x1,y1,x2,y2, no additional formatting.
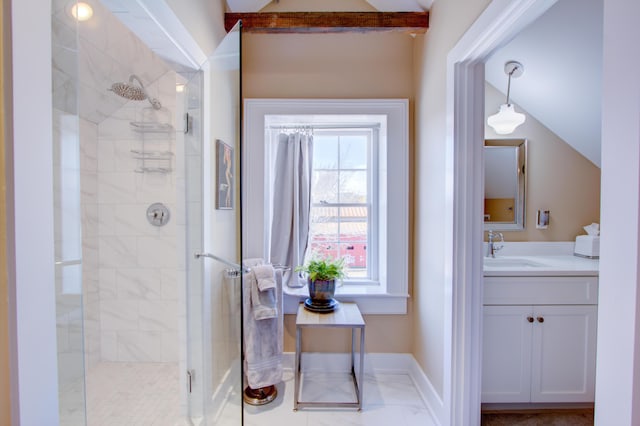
574,235,600,258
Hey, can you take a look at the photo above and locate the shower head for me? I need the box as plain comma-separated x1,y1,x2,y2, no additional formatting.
108,75,162,110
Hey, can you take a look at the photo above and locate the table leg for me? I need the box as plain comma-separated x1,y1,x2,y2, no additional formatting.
351,328,356,373
359,326,365,411
294,326,301,411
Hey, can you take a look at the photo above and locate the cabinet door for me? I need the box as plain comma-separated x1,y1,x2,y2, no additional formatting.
481,305,533,403
531,305,597,403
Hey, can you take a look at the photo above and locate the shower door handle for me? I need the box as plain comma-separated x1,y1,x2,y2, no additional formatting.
184,113,191,134
187,369,195,393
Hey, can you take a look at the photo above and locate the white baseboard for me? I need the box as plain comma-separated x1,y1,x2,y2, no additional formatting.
407,355,445,425
282,352,444,425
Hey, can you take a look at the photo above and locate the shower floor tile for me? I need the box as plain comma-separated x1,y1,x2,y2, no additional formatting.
85,362,180,426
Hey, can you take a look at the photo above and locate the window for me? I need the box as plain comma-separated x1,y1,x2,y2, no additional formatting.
307,129,377,283
244,99,409,314
55,113,83,295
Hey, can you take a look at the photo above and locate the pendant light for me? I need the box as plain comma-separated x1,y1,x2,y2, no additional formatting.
487,61,526,135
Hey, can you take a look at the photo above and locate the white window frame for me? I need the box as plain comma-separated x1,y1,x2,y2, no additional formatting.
243,99,409,314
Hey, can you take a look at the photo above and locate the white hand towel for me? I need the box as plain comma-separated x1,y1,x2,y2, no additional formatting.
253,264,277,291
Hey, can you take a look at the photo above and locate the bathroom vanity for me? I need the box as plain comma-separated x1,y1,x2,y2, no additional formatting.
482,252,599,405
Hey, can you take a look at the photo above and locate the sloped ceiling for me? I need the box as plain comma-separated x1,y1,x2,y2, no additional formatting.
226,0,431,12
53,0,172,124
485,0,603,167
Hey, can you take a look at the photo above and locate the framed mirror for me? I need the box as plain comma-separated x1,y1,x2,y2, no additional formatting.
484,139,527,231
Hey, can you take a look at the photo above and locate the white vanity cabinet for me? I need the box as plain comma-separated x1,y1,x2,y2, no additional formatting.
482,276,598,404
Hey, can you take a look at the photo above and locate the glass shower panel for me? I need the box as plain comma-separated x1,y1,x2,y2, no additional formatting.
185,22,243,425
52,1,87,424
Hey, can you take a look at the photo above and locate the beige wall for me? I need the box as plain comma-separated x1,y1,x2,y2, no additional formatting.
0,0,11,422
243,30,415,353
243,32,415,100
413,0,491,400
283,304,414,353
485,83,601,241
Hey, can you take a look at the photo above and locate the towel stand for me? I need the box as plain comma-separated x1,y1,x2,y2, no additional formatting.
222,263,291,279
242,259,284,406
243,385,278,405
196,253,289,276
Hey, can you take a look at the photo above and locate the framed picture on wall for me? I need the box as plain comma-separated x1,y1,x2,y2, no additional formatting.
216,139,233,210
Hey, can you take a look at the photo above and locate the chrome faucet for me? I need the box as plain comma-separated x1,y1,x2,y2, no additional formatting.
487,230,504,258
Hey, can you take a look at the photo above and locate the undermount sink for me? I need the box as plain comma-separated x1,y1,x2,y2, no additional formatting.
483,257,547,268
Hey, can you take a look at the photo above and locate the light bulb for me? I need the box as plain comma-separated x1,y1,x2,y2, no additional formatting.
487,104,526,135
71,2,93,22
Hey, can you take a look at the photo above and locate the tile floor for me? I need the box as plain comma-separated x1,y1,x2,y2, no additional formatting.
60,362,436,426
242,369,437,426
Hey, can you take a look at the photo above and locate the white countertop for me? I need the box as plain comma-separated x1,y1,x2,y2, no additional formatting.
483,255,599,277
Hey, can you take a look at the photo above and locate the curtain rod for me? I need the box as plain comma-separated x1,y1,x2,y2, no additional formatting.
267,123,381,130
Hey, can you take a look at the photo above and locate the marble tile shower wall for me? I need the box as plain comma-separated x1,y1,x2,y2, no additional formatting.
95,71,180,363
52,0,185,366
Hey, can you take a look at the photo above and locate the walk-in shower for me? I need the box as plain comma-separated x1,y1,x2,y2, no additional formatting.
52,1,242,424
108,74,162,110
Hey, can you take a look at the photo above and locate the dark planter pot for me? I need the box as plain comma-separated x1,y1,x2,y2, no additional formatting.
308,279,336,305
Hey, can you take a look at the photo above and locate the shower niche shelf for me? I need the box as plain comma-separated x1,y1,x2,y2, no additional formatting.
131,150,174,159
130,121,173,133
130,121,174,173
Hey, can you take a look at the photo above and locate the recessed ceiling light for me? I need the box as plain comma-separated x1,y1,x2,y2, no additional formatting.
71,2,93,22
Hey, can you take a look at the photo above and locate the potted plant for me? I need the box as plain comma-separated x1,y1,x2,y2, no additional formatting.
295,257,345,312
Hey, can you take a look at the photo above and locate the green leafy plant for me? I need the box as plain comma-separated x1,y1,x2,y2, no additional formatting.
295,257,346,282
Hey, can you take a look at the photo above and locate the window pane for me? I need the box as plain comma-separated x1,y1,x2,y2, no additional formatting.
309,206,339,240
307,129,373,281
339,209,367,279
312,171,339,203
340,243,367,278
340,135,367,169
308,207,338,260
339,217,368,243
340,171,367,203
313,135,338,169
307,240,339,260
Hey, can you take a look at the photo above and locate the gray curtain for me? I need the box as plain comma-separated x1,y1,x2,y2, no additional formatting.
270,132,313,287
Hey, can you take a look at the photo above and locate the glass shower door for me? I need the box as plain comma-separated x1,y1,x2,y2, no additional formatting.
185,22,243,425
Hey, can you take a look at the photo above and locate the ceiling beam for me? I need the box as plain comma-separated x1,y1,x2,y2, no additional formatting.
224,12,429,34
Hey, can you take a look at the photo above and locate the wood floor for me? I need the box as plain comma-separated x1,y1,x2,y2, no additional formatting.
481,408,594,426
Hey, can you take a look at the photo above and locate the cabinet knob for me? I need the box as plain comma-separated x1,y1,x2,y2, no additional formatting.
527,316,534,323
537,317,544,323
